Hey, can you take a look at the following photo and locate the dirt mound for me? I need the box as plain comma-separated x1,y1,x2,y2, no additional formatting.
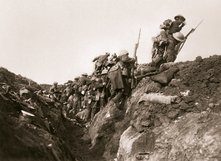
1,55,221,161
88,55,221,161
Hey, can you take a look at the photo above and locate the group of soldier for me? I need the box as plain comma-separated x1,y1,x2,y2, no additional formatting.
48,14,187,123
49,50,136,122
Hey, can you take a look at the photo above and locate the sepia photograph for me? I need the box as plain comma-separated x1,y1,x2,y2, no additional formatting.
0,0,221,161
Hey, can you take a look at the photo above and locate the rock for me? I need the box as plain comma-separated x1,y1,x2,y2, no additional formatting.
156,114,170,126
167,109,180,119
117,126,155,161
147,112,221,161
184,96,195,103
151,67,179,85
179,101,190,110
145,81,162,93
154,118,162,127
169,78,181,87
89,101,119,149
131,114,151,133
195,56,203,62
75,108,90,122
159,62,175,72
208,103,214,108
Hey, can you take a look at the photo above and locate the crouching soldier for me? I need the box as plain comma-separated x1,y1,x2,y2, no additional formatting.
151,19,172,68
163,32,185,62
93,52,110,74
151,31,185,67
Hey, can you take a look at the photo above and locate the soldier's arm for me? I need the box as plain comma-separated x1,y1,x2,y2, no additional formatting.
92,56,99,62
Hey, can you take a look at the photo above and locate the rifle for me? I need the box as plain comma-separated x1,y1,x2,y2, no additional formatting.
135,71,159,80
131,29,141,89
133,28,141,64
177,20,203,53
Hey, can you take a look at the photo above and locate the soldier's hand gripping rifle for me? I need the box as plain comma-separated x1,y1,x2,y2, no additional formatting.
131,29,141,89
177,20,203,54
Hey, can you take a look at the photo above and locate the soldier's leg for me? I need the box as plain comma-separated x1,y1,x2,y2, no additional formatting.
91,102,97,120
112,89,124,108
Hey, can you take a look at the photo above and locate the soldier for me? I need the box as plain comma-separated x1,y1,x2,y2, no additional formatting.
151,15,186,67
93,52,110,74
108,50,135,108
108,56,124,107
49,82,61,101
163,32,185,62
151,19,172,68
90,77,105,119
61,83,73,103
79,73,90,86
69,86,81,116
106,53,118,69
169,15,186,34
118,50,135,96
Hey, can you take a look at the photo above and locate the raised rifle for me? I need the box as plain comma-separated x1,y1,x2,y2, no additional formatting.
177,20,203,53
131,29,141,88
133,28,141,65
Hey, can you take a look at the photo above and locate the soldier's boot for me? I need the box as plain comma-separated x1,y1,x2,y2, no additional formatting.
112,91,123,109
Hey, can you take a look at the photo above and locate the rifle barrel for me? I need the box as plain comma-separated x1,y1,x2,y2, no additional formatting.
178,20,203,53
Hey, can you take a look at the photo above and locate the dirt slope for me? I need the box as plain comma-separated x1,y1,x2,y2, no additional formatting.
89,55,221,161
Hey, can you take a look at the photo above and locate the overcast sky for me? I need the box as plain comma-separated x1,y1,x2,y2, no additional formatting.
0,0,220,84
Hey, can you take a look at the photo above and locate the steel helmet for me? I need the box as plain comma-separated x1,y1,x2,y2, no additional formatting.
101,69,108,75
82,73,88,76
119,50,129,56
172,32,185,42
90,76,96,81
174,14,186,21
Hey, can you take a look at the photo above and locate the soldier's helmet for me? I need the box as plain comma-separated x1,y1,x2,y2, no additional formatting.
82,73,88,76
91,76,96,81
160,19,172,29
74,77,79,81
174,15,186,21
119,50,129,56
112,53,117,58
53,82,58,85
172,32,185,42
101,69,108,75
105,52,110,56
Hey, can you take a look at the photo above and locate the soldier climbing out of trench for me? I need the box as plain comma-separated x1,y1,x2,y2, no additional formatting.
108,50,135,108
92,52,110,75
150,15,202,68
151,15,186,68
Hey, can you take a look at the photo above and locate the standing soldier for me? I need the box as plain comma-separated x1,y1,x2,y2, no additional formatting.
108,50,135,108
90,77,104,120
107,53,118,69
93,52,110,74
118,50,135,96
108,55,124,107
